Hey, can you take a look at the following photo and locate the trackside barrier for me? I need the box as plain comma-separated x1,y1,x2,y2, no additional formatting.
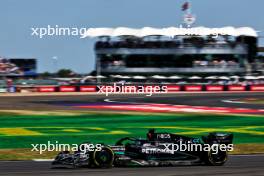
185,85,202,91
167,85,181,92
228,85,246,91
38,86,56,92
59,86,76,92
80,86,97,92
0,88,7,93
101,86,115,92
17,86,38,93
250,85,264,91
206,85,224,91
32,85,264,93
143,85,163,93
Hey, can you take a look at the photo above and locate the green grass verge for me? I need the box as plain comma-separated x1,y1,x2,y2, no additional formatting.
0,112,263,150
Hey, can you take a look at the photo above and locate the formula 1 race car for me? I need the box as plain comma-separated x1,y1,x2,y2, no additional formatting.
52,129,233,168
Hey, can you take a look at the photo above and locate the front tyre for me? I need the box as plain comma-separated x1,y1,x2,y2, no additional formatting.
203,150,228,166
91,146,114,168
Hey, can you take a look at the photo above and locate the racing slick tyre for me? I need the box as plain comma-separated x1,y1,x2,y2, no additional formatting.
91,146,114,168
203,150,228,166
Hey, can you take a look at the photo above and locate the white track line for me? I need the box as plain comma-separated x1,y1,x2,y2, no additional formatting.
32,159,54,162
222,99,246,104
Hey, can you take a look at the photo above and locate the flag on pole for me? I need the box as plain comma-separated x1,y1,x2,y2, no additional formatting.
182,2,189,11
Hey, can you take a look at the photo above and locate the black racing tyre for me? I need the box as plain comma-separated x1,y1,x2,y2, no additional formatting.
91,146,114,168
203,150,228,166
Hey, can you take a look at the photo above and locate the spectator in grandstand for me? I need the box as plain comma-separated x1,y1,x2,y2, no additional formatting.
219,60,227,67
193,60,201,67
212,60,219,67
227,60,238,67
200,60,208,67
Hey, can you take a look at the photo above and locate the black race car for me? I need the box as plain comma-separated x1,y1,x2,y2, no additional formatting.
52,129,233,168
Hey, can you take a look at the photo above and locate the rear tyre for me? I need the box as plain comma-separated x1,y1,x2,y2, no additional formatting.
91,146,114,168
203,150,228,166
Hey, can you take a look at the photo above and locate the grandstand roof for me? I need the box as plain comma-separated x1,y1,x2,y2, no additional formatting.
82,27,258,38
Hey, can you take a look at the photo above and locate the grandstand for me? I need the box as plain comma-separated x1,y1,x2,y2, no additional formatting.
83,27,258,79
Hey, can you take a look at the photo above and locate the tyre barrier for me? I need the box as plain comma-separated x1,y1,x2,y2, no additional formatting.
9,84,264,93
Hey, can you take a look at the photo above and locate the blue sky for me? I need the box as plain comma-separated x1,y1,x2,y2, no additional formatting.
0,0,263,73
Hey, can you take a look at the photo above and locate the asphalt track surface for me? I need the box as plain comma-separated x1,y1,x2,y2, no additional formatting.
0,92,263,113
0,155,263,176
0,92,263,175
